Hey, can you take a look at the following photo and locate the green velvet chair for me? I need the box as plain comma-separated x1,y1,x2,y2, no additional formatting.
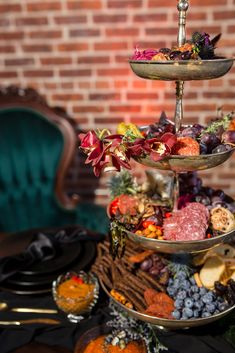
0,86,109,234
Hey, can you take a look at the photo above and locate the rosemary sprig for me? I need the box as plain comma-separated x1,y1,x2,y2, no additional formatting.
200,112,233,137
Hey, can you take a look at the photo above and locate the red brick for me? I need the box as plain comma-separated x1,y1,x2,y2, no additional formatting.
185,104,217,111
148,0,227,8
115,55,129,63
204,92,235,99
227,25,235,33
97,68,129,76
0,4,22,12
67,1,102,10
0,45,15,53
127,93,159,100
133,14,167,22
52,94,83,101
61,83,74,90
44,83,58,90
89,93,121,100
29,30,62,39
69,29,100,37
73,106,104,113
94,42,128,50
186,13,207,21
109,105,141,113
22,44,52,52
27,2,62,11
0,71,18,78
57,43,89,52
214,11,235,20
95,82,110,89
145,28,176,36
94,117,123,124
15,17,48,26
105,28,139,36
54,15,87,24
23,70,54,78
165,92,197,100
5,58,34,66
77,56,110,64
59,69,92,77
107,0,142,8
0,19,10,27
137,41,167,48
0,32,24,40
40,57,72,65
93,15,127,23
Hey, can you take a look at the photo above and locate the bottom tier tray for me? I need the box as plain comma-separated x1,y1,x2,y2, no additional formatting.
100,280,235,330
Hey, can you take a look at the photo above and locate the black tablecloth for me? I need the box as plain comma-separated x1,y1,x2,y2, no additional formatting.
0,289,234,353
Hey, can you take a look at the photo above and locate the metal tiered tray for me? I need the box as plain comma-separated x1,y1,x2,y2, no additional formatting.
129,58,234,81
100,280,235,330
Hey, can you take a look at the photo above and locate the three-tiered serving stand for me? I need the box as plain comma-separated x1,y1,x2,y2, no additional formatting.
101,0,235,330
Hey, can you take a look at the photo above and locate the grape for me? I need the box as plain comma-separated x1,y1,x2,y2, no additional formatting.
213,189,225,200
212,144,232,154
193,310,200,318
222,130,235,145
180,127,198,139
181,51,192,60
189,277,196,285
194,301,203,310
204,187,214,197
140,259,153,271
200,143,208,154
149,267,160,276
227,203,235,213
200,133,220,152
167,286,177,297
195,194,211,206
191,285,199,293
192,124,204,136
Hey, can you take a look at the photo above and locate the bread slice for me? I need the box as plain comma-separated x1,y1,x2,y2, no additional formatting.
199,255,225,289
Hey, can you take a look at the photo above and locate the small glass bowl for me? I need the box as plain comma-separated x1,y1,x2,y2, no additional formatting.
52,271,99,323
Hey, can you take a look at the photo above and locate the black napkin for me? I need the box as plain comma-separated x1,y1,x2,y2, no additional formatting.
0,227,104,283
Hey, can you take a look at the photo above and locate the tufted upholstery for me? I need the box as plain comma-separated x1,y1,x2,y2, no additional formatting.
0,106,108,234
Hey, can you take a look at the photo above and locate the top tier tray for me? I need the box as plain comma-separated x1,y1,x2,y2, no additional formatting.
129,58,234,81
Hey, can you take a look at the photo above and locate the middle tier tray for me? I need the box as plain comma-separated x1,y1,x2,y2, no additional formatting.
129,58,234,81
126,228,235,254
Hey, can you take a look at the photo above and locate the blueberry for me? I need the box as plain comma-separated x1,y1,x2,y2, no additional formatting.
172,310,181,320
193,293,200,301
181,315,189,320
202,293,213,304
184,298,194,308
206,303,216,313
168,278,174,286
175,299,184,309
177,290,187,300
218,302,228,312
199,287,207,296
177,271,187,280
180,280,190,290
194,301,203,310
193,309,200,318
167,287,177,297
182,307,193,318
190,277,196,285
214,309,220,315
202,311,211,318
172,278,180,288
191,285,199,293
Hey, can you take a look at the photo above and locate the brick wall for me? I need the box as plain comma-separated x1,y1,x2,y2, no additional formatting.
0,0,234,205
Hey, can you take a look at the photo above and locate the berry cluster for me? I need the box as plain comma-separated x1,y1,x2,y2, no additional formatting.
167,271,228,320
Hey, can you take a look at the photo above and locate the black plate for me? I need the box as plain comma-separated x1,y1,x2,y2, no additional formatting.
0,241,97,295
